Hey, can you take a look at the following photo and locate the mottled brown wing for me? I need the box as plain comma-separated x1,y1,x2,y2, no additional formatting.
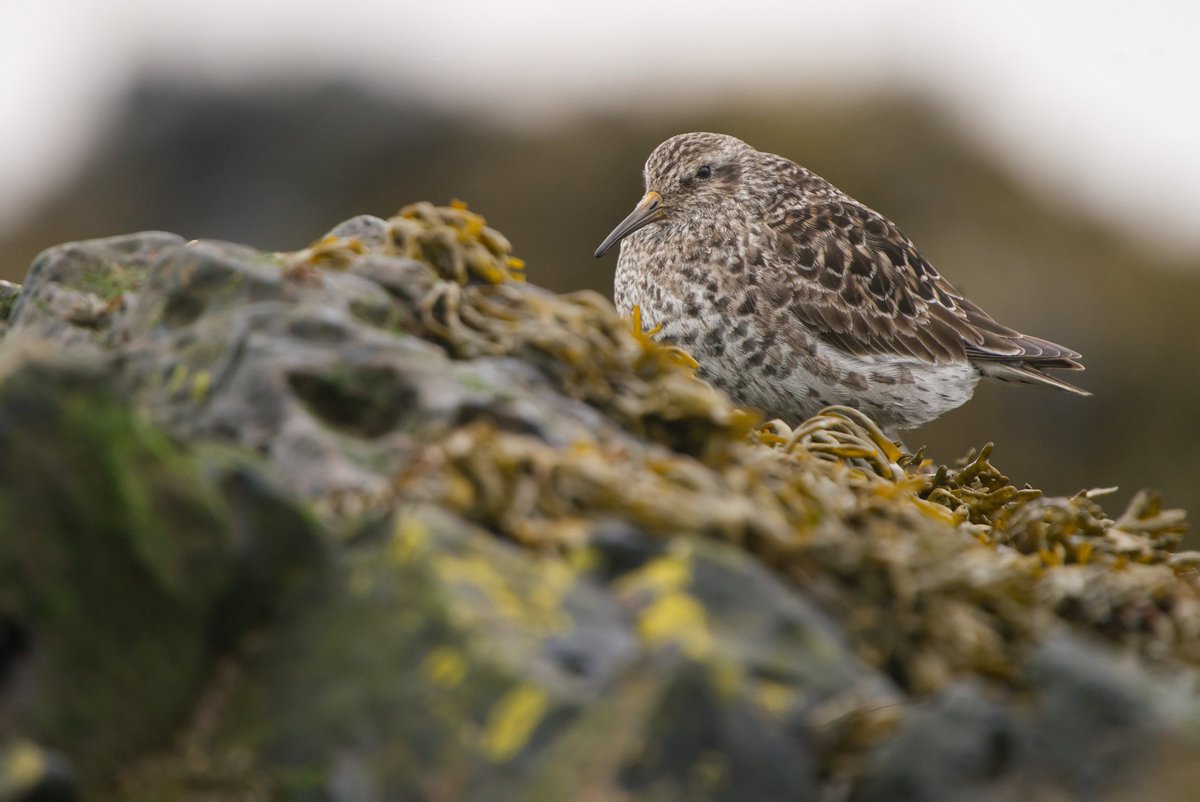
766,201,1083,367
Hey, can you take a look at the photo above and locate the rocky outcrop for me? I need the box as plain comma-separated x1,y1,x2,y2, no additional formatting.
0,203,1196,801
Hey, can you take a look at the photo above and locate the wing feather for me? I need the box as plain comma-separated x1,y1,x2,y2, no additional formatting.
768,202,1085,372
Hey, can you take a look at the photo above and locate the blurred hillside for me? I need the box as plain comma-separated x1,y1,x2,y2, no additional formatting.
1,79,1197,527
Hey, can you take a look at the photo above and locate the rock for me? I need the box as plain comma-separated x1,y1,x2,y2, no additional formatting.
0,354,226,776
854,634,1200,802
0,353,322,784
6,233,183,350
0,203,1196,800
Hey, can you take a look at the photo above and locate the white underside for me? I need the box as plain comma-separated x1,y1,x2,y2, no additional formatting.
649,302,980,431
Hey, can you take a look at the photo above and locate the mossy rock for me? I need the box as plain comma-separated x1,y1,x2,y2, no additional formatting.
0,352,322,788
0,203,1196,800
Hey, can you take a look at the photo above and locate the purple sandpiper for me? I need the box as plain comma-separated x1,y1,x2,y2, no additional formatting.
596,132,1087,432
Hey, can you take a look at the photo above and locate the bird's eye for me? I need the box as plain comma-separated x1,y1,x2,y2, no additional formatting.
696,165,712,179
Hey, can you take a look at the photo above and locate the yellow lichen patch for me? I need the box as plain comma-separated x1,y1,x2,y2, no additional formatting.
754,679,798,720
435,553,528,621
167,363,189,393
190,370,211,402
566,546,601,574
388,515,430,566
434,552,573,634
525,558,577,632
422,647,468,690
481,684,548,763
615,549,693,598
637,591,713,659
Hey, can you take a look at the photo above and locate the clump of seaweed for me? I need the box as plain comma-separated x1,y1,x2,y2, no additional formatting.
388,201,527,285
758,409,1200,670
286,200,526,284
757,405,905,481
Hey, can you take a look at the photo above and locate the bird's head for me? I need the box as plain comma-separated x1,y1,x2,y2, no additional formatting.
595,132,753,258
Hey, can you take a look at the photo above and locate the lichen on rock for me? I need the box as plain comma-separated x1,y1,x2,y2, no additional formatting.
0,201,1196,801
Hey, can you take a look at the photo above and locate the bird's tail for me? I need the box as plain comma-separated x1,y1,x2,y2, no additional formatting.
977,361,1091,396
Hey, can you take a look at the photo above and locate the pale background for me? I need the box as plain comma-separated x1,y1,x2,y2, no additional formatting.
4,0,1198,252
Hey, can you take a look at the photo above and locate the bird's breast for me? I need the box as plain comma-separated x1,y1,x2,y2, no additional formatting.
613,220,760,326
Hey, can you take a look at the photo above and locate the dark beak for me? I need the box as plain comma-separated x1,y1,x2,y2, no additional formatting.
594,191,663,258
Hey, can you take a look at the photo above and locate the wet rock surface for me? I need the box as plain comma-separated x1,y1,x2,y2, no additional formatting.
0,203,1196,800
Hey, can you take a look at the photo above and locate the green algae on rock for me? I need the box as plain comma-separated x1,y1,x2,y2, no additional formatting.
0,282,19,331
0,202,1197,801
0,354,321,789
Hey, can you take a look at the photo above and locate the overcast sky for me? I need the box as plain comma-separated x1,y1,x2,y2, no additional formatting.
2,0,1197,257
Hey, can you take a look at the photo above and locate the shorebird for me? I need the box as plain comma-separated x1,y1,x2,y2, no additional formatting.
595,132,1087,433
